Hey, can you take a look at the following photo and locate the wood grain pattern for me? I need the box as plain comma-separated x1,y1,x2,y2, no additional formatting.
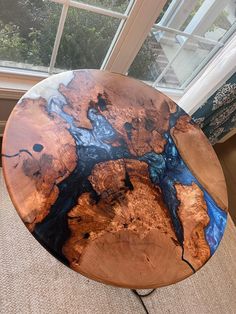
171,115,228,210
2,70,228,288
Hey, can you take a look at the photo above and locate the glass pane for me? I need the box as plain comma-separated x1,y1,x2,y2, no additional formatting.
158,66,181,89
158,0,236,42
155,0,174,24
128,30,182,83
74,0,131,13
168,38,215,86
0,0,61,72
54,7,120,71
204,2,236,42
180,0,206,31
156,0,205,31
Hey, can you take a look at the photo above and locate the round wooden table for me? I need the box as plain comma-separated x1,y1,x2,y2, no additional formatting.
2,70,228,289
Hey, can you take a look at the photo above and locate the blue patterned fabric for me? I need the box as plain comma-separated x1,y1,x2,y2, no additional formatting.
192,72,236,144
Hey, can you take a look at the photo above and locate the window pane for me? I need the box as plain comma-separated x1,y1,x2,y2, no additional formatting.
155,0,173,24
0,0,61,72
180,0,207,31
74,0,131,13
54,7,120,71
157,0,203,31
128,30,182,83
167,38,215,87
204,2,236,42
143,0,236,90
158,66,181,89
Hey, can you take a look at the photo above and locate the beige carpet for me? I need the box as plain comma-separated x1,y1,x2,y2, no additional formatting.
0,169,236,314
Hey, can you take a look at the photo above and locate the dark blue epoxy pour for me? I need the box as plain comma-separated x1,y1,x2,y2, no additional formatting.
33,97,132,260
33,95,226,268
33,144,44,152
142,135,227,256
203,191,227,254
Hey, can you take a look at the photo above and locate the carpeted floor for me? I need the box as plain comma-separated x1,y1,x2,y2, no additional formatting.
0,168,236,314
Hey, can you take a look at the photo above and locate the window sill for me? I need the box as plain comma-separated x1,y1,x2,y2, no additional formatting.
0,67,48,99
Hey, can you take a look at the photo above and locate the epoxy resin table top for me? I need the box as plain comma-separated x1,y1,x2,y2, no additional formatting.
2,70,228,289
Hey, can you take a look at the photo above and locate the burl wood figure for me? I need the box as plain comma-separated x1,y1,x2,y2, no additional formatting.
2,70,228,288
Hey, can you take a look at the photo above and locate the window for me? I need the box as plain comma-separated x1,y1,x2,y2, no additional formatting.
0,0,235,95
0,0,132,74
128,0,236,90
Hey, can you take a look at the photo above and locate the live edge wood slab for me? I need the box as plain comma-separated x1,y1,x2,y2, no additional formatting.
2,70,228,289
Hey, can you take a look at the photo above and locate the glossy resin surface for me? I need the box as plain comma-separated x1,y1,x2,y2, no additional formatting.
2,70,228,288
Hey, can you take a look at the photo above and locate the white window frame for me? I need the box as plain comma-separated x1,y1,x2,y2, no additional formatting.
178,32,236,114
